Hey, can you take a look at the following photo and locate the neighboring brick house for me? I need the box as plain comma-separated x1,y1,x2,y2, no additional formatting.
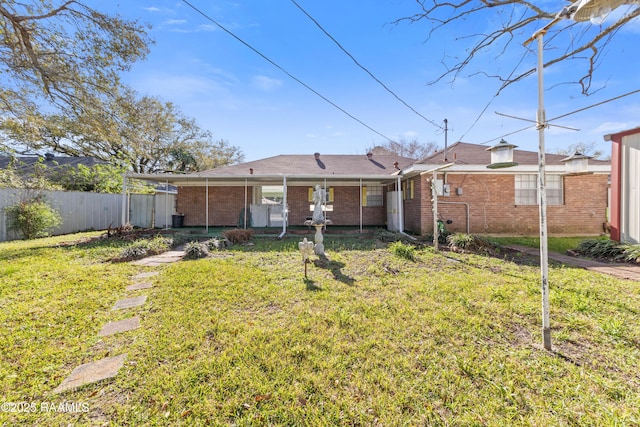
127,142,610,236
605,127,640,243
401,142,610,235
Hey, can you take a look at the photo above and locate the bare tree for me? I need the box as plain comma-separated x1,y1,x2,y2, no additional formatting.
555,141,606,159
367,138,439,160
393,1,640,95
0,1,151,135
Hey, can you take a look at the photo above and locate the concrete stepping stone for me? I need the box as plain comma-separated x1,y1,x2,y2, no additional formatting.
131,250,185,266
112,295,147,311
133,271,159,280
126,282,153,291
52,354,126,394
98,317,140,337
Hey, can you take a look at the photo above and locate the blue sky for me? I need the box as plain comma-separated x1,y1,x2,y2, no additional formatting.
94,1,639,162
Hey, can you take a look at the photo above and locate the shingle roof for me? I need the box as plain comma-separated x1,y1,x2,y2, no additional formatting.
418,141,610,166
200,153,416,177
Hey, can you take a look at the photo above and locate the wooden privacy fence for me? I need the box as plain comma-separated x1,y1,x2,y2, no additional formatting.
0,188,176,242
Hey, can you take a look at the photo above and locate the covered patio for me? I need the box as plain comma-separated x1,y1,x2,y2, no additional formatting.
122,172,407,237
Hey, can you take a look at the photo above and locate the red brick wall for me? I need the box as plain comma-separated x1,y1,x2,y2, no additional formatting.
177,186,251,227
177,185,386,227
286,186,384,226
403,173,609,236
402,177,422,232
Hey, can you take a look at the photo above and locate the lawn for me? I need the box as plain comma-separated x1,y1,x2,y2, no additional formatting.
1,232,639,426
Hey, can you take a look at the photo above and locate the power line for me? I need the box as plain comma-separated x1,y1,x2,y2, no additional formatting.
290,0,443,131
181,0,399,143
549,88,640,122
480,88,640,145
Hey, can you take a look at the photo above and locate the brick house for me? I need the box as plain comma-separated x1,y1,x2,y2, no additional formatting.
402,142,610,235
127,142,610,236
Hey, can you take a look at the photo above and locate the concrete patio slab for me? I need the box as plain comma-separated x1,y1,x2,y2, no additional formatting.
126,282,153,291
112,295,147,311
98,317,140,337
52,354,126,394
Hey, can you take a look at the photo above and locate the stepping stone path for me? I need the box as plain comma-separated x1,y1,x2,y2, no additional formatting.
132,249,185,267
112,295,147,311
126,282,153,291
52,249,185,394
98,317,140,337
53,354,127,394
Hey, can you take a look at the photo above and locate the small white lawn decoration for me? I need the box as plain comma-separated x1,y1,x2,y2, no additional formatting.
298,238,315,278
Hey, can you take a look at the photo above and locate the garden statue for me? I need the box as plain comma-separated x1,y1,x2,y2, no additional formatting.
312,184,326,224
304,184,332,256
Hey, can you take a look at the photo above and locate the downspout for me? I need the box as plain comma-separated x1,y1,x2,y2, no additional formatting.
323,177,327,229
278,176,288,238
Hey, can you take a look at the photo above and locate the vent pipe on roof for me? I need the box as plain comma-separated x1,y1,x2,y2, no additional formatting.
249,168,253,175
314,152,320,160
366,152,373,159
393,161,399,169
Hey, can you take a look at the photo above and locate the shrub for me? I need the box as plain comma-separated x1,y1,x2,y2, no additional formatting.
576,239,625,260
621,244,640,263
389,240,416,261
447,233,475,250
223,228,254,244
116,235,173,261
206,237,229,250
183,241,210,260
5,197,62,239
119,243,149,260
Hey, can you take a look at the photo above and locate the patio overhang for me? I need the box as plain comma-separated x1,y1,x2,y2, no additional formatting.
126,172,402,187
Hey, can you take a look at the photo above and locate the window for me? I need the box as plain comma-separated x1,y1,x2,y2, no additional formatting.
308,187,334,202
515,174,563,206
362,185,383,206
402,179,414,200
259,185,284,205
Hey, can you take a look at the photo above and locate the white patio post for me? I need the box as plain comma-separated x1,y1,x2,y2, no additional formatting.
280,176,288,238
206,178,209,233
359,179,363,233
397,176,404,233
165,178,169,229
243,178,248,229
121,173,127,226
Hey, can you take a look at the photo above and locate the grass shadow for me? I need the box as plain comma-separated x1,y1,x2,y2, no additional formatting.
304,278,322,291
313,255,355,286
